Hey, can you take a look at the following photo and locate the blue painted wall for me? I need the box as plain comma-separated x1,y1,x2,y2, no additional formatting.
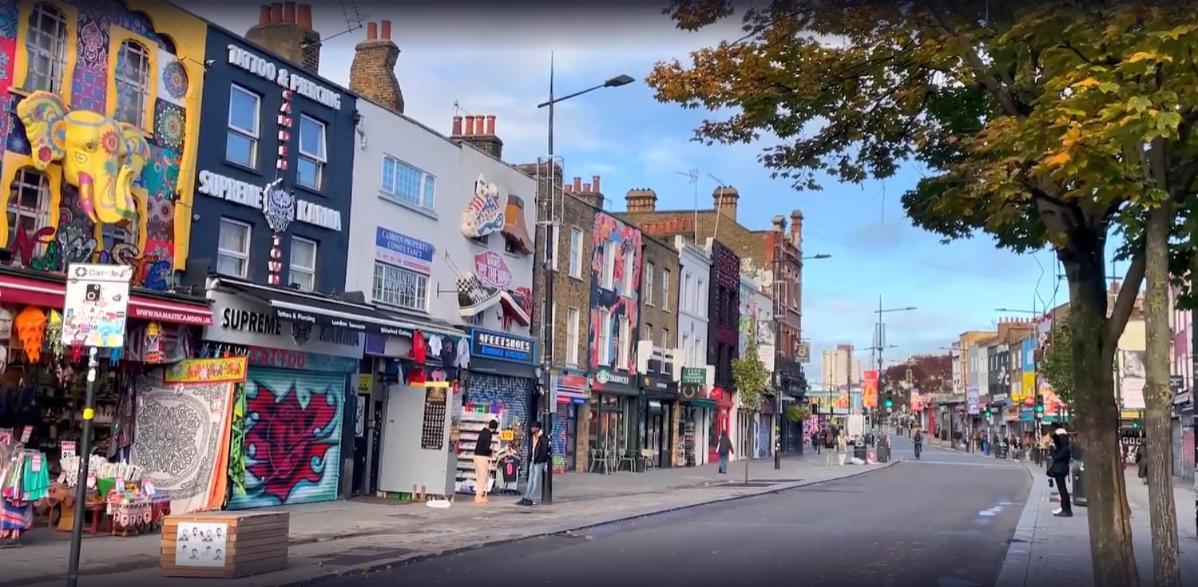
188,26,356,292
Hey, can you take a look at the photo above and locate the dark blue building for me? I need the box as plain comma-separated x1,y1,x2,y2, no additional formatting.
186,24,356,293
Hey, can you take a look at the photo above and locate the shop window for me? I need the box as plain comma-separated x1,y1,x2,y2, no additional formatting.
380,155,435,210
24,3,68,94
289,236,317,291
297,115,326,191
217,218,251,278
6,168,51,249
226,85,260,168
372,261,428,312
114,39,151,128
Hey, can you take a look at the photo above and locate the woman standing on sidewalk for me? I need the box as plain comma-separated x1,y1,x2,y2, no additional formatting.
717,430,733,474
1048,427,1073,517
836,432,848,466
473,420,498,504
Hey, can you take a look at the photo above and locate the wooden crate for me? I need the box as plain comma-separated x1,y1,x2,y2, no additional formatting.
160,511,289,579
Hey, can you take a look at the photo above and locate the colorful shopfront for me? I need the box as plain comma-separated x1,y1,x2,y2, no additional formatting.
550,371,588,473
457,328,536,494
678,366,714,466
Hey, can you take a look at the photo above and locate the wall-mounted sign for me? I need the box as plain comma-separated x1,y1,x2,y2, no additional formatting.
197,171,342,232
204,290,363,358
165,357,249,384
375,227,434,274
594,368,632,387
470,328,535,364
227,45,341,109
474,251,512,288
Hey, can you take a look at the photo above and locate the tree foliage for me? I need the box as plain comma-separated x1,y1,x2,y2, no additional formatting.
1039,319,1075,407
732,339,769,412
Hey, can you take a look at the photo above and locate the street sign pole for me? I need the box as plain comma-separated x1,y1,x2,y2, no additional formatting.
66,347,98,587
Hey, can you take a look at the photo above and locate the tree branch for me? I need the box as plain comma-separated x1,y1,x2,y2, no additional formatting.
1106,248,1146,347
924,8,1022,117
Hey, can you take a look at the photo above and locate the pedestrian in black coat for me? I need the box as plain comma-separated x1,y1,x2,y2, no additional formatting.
1048,428,1073,517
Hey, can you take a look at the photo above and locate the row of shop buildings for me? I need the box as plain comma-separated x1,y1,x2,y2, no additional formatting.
0,0,811,517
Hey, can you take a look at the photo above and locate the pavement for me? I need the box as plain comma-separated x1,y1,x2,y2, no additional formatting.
320,436,1032,587
0,449,894,587
996,459,1198,587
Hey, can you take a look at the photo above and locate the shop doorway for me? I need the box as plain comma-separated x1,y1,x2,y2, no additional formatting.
645,401,668,468
589,395,626,466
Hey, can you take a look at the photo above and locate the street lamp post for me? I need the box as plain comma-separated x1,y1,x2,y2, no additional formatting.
873,297,915,429
773,247,829,469
535,57,632,505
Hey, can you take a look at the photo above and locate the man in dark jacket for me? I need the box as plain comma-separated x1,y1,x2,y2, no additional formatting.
1048,427,1073,517
518,421,550,506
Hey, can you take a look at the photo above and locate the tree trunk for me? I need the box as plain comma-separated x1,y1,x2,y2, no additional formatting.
744,450,750,484
1062,245,1140,587
1144,203,1181,587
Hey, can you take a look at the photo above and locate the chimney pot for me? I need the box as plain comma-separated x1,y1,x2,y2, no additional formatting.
564,185,573,193
297,4,312,29
485,115,496,135
583,183,592,192
283,1,297,23
452,115,463,136
366,21,377,40
592,175,601,192
258,5,271,25
270,2,283,23
573,177,582,191
475,116,486,135
463,115,475,136
381,19,392,40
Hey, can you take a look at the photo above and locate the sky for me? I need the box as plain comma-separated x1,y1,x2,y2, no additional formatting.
191,0,1095,382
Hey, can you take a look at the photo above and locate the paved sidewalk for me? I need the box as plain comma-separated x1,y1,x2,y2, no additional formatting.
997,464,1198,586
1,452,892,587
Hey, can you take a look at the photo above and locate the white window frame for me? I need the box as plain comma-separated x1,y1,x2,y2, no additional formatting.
380,155,436,210
297,114,327,191
618,317,631,370
289,236,317,291
661,328,670,349
662,269,672,312
643,324,652,346
25,3,68,94
226,84,260,168
599,309,612,366
372,261,429,312
644,262,655,306
568,227,583,278
6,168,51,251
566,307,580,365
114,39,150,128
697,279,706,317
544,225,560,270
602,242,615,290
217,218,251,278
623,246,635,292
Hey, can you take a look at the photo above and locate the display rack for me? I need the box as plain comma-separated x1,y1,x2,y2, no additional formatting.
453,410,504,495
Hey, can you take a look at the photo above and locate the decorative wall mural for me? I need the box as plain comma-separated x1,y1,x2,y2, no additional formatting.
18,91,147,225
460,174,504,239
227,369,345,509
588,213,641,373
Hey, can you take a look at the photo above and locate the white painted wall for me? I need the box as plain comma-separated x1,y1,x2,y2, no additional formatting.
675,235,711,370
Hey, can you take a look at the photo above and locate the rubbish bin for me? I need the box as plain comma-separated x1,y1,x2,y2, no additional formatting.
1071,444,1087,506
853,442,867,462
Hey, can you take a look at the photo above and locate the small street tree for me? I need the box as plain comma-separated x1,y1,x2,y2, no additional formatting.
648,2,1198,584
732,339,769,484
1039,318,1075,409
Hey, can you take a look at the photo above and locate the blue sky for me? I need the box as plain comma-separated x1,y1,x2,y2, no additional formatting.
195,2,1091,381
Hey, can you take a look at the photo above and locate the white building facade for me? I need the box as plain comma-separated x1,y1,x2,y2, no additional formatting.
675,235,714,466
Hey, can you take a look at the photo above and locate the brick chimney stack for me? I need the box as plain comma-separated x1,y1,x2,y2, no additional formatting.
246,2,321,74
625,188,658,213
571,175,605,209
713,186,739,221
451,113,504,159
349,19,404,113
790,209,803,249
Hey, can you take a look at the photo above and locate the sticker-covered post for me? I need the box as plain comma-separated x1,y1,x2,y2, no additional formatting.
64,264,132,587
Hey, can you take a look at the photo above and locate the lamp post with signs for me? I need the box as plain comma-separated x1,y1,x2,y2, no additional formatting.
64,264,133,587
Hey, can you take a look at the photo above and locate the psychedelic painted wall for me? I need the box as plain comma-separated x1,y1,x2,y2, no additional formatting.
0,0,205,287
227,367,346,509
588,211,641,373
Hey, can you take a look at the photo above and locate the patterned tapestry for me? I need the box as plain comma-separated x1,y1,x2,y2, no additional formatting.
227,368,346,509
132,370,236,514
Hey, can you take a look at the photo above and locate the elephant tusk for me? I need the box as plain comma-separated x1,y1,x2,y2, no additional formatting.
77,172,98,224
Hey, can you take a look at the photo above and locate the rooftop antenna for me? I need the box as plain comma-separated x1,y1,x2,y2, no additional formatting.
309,0,364,45
676,169,699,242
708,173,727,242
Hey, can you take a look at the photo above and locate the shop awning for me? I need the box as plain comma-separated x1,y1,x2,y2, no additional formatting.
217,278,421,336
0,269,212,325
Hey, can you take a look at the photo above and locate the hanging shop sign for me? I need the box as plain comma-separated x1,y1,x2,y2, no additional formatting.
796,340,811,363
460,175,505,239
62,264,133,348
227,45,342,109
593,367,639,396
470,328,535,364
375,227,434,273
196,171,343,232
165,357,249,384
474,251,512,288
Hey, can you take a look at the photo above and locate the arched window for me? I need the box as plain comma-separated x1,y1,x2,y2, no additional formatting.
24,3,68,93
7,168,51,248
114,40,150,127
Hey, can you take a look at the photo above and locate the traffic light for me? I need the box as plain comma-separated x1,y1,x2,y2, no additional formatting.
883,394,894,409
1034,395,1044,418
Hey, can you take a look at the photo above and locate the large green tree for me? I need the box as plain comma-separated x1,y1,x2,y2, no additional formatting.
648,2,1198,584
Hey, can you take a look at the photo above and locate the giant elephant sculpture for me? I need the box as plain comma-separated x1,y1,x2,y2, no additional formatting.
17,91,149,226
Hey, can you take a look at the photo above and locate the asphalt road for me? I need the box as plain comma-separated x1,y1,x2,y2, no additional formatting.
323,438,1030,587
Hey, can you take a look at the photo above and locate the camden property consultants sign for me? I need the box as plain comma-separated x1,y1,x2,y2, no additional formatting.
375,227,434,274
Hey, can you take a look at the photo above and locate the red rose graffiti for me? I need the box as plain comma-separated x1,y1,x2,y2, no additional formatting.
244,380,340,504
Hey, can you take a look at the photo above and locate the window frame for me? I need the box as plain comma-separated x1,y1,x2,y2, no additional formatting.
623,246,635,293
602,242,615,290
226,84,261,169
6,168,52,251
599,309,612,366
566,307,580,365
662,269,672,312
568,227,584,279
216,218,252,278
289,236,318,291
372,260,429,312
380,154,437,210
24,2,69,95
617,316,631,370
296,114,328,191
113,38,151,128
644,262,655,306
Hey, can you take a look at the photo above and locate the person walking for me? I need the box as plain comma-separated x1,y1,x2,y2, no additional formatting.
1048,427,1073,517
824,428,836,466
836,432,848,466
812,429,822,455
473,419,498,504
913,428,923,460
717,430,734,474
1135,441,1148,485
518,421,549,506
